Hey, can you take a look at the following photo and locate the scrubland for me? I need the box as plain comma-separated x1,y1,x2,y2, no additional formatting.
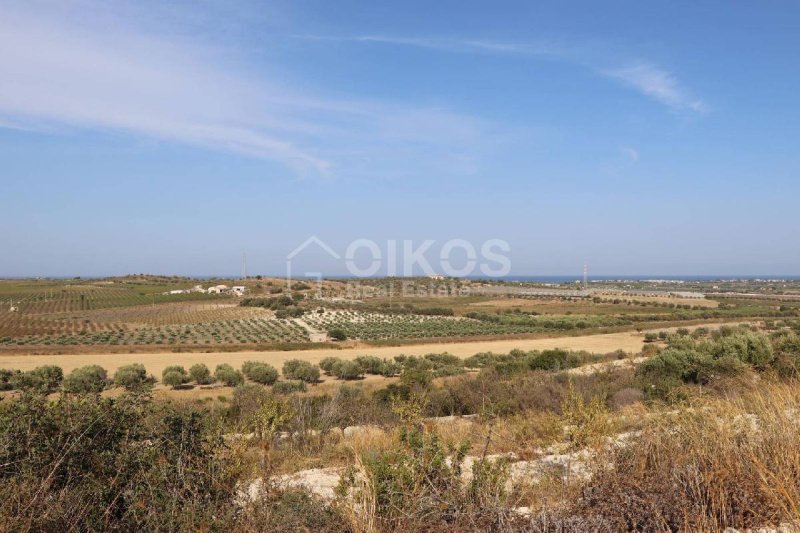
3,322,800,531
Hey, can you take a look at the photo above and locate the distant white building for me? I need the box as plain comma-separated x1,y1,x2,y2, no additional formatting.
231,286,247,296
207,285,229,294
168,289,188,295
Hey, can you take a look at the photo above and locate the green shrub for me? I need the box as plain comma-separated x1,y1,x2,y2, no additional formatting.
282,359,320,383
771,332,800,377
245,363,279,385
332,360,364,380
273,380,307,394
355,355,383,374
432,365,467,378
163,370,188,388
0,390,244,530
423,353,462,368
162,365,189,387
463,352,498,368
30,365,64,392
319,357,342,375
400,366,433,391
706,332,774,370
378,360,402,377
189,363,213,384
215,364,244,387
113,364,151,390
9,365,64,393
328,328,347,341
63,365,108,393
0,369,18,391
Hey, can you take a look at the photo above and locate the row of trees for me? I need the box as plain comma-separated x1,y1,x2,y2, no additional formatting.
0,359,321,394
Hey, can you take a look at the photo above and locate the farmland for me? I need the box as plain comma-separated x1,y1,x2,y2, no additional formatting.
302,309,629,340
1,276,798,353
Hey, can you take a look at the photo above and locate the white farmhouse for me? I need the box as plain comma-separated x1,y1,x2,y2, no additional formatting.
207,285,229,294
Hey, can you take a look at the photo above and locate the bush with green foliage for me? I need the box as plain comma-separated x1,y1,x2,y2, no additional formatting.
0,369,19,391
282,359,320,383
113,364,151,390
319,356,342,375
354,355,383,374
328,328,347,341
0,390,247,530
378,360,402,377
162,366,189,388
243,362,279,385
272,380,307,394
189,363,214,384
638,331,785,400
63,365,108,393
215,364,244,387
8,365,64,393
331,360,363,380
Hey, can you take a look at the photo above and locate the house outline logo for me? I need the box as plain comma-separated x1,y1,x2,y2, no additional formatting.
286,236,341,289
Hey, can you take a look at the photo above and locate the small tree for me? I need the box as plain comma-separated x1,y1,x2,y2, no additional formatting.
189,363,213,385
319,356,342,375
215,364,244,387
161,366,189,388
10,366,64,393
246,363,279,385
113,363,151,390
31,365,64,393
332,360,363,380
63,365,108,394
162,370,188,388
282,359,320,383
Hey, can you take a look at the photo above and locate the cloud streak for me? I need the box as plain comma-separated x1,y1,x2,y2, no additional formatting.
303,34,565,57
304,34,705,113
0,3,500,179
603,63,706,112
0,6,335,175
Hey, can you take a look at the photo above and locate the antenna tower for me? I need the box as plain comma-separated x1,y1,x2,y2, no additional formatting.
583,263,588,290
242,252,248,280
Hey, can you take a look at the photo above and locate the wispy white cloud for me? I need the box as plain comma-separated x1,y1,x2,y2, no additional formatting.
0,5,333,175
0,2,499,179
603,63,706,112
303,34,564,57
304,34,706,113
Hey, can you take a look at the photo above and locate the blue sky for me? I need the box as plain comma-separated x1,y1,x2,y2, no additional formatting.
1,0,799,277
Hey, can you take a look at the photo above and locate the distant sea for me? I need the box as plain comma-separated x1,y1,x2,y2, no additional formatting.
493,275,800,283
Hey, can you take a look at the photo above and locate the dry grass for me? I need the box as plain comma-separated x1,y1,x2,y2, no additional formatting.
567,381,800,530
